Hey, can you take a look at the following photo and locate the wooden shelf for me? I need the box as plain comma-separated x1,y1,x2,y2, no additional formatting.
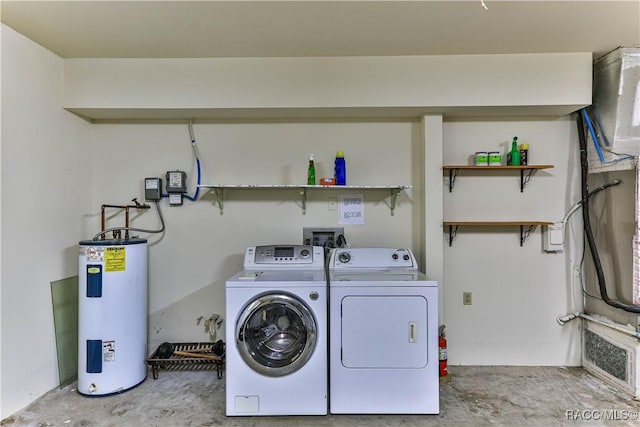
442,165,554,171
443,164,554,192
443,221,553,246
443,163,554,245
198,184,411,215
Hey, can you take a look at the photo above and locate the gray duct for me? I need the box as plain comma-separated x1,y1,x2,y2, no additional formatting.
592,46,640,156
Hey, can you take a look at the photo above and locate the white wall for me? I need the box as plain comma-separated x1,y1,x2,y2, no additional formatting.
86,117,584,367
0,25,92,417
62,53,592,120
87,121,422,351
442,118,583,365
423,115,445,319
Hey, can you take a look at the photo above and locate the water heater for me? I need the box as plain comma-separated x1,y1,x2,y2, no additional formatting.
78,239,148,396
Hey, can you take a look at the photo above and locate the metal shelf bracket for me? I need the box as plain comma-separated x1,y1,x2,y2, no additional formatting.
300,188,307,215
447,224,459,246
520,224,537,246
212,187,224,215
520,168,535,192
389,188,402,216
448,168,459,192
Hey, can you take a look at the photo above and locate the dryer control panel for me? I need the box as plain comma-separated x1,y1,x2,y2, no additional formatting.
244,245,324,269
329,247,417,270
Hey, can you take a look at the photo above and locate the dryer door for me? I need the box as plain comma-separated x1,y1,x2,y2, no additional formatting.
236,292,317,377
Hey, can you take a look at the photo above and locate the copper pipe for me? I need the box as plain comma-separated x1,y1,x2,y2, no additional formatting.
100,204,142,240
101,206,106,238
125,208,130,240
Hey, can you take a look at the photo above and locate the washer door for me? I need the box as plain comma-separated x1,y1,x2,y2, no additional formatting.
236,292,317,377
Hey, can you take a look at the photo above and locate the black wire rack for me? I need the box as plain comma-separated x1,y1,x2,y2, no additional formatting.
146,342,225,380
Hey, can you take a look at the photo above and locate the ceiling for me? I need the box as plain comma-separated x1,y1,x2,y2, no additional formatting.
1,1,639,60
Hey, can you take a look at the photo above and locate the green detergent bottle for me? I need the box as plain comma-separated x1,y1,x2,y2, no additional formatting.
508,137,520,166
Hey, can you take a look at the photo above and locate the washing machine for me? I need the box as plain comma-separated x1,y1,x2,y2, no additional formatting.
328,247,439,414
226,245,327,416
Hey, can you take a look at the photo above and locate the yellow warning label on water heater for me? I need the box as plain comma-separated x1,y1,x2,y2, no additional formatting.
105,246,126,272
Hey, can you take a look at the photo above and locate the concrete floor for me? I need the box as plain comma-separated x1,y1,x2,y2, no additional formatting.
3,366,640,427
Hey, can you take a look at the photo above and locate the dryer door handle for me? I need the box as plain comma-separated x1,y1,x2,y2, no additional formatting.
409,321,418,343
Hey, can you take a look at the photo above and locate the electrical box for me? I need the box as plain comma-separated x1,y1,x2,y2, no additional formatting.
144,177,162,201
168,193,183,206
543,222,565,252
303,227,346,248
165,170,187,193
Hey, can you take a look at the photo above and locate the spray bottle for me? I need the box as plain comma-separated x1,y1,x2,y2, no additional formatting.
307,154,316,185
508,137,521,166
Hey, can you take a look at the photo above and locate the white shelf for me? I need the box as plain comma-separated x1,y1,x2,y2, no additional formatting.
198,184,411,215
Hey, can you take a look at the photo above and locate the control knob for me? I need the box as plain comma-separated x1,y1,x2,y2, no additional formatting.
300,249,310,258
338,251,351,264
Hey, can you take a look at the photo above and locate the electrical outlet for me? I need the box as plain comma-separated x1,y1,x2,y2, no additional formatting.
463,292,472,305
543,222,564,252
328,197,337,211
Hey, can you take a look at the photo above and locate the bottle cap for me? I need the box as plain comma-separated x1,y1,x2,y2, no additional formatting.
513,136,518,142
336,151,344,158
520,143,529,149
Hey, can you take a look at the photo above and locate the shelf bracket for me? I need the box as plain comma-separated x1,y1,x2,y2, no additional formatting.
300,188,307,215
520,168,535,192
447,224,459,246
448,168,459,192
520,224,537,246
389,188,401,216
211,187,225,215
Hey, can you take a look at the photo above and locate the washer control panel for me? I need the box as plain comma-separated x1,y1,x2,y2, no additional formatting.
244,245,324,269
329,247,417,270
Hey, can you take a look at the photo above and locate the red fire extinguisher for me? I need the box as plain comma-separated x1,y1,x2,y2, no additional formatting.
439,325,448,377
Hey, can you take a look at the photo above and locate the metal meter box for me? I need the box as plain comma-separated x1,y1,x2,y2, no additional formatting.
165,170,187,193
144,177,162,201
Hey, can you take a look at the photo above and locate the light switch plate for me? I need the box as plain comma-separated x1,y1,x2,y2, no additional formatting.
463,292,472,305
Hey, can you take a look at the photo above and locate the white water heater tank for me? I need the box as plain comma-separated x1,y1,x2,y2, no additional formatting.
78,239,148,396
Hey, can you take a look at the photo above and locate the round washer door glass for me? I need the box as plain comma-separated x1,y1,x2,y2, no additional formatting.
236,292,317,377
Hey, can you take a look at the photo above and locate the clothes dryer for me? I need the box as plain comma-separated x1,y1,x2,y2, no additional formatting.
226,245,327,416
328,247,439,414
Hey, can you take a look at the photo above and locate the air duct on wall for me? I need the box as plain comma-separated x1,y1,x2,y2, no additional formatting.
592,47,640,158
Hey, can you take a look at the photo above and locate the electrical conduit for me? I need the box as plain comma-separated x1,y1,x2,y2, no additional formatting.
577,111,640,313
557,312,640,339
